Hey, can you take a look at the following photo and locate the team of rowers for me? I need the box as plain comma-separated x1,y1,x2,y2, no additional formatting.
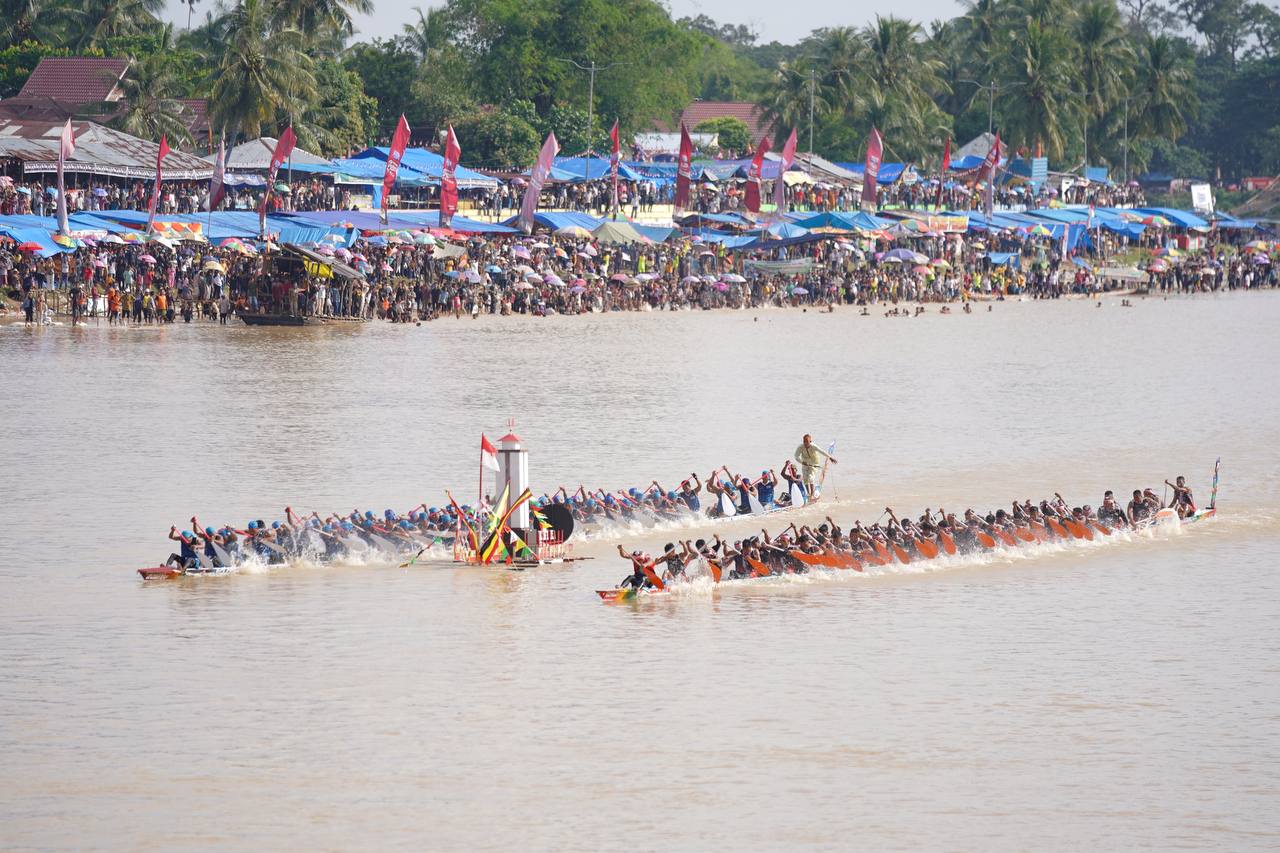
611,477,1199,591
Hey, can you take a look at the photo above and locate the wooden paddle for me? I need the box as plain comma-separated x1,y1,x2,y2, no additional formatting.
891,542,911,564
1046,517,1069,539
707,559,722,583
1014,526,1036,543
1093,520,1112,536
938,529,957,555
995,528,1019,546
976,530,997,548
746,556,772,577
640,562,665,591
915,538,940,559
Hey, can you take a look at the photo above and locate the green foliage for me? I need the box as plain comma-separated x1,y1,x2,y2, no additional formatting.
694,116,750,154
0,39,71,98
451,104,541,169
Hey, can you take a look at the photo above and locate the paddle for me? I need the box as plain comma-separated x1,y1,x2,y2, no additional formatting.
915,537,940,559
1014,526,1036,543
1046,517,1069,539
746,556,772,577
891,542,911,564
995,528,1019,547
975,530,997,548
937,525,957,555
398,548,425,568
640,561,665,591
707,559,722,583
1093,520,1113,536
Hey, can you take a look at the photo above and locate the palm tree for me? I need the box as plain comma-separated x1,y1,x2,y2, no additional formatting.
1131,33,1196,140
854,16,949,157
113,49,193,146
401,5,446,65
1075,0,1133,120
998,19,1080,161
269,0,372,42
59,0,165,51
757,61,829,146
209,0,316,141
0,0,50,47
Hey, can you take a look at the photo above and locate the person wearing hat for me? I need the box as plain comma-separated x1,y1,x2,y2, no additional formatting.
794,434,837,498
615,545,655,590
165,526,202,570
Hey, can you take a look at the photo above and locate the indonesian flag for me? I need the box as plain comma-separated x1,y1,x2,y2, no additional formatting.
518,131,559,234
674,123,693,211
56,119,75,236
381,114,411,223
208,133,226,211
936,137,950,210
772,127,797,215
440,124,460,227
481,434,500,472
609,119,620,218
863,127,883,209
745,135,771,213
258,126,296,238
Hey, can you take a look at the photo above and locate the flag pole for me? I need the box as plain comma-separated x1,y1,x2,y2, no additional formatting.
478,438,483,508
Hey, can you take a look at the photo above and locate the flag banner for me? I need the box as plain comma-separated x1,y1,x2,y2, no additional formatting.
772,127,797,214
980,133,1001,218
258,126,296,238
56,119,75,236
481,433,500,472
446,490,478,552
745,135,771,213
441,124,460,226
675,123,693,210
936,137,950,210
145,135,170,234
208,133,226,211
381,114,412,222
479,489,533,564
863,127,883,209
519,132,559,233
609,120,620,217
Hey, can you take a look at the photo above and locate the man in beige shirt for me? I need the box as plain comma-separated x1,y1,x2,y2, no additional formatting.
794,434,837,497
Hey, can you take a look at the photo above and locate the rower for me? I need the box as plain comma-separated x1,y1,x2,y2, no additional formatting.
1165,476,1196,518
678,473,703,512
615,545,655,589
655,542,687,581
736,475,757,515
757,470,777,506
1099,491,1128,527
1127,489,1151,525
165,526,201,570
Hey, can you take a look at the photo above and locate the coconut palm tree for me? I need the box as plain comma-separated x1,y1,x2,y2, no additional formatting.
209,0,316,142
402,5,447,65
757,60,829,146
1075,0,1133,120
1131,33,1196,140
854,16,949,157
269,0,372,42
998,19,1080,161
113,48,193,146
59,0,166,51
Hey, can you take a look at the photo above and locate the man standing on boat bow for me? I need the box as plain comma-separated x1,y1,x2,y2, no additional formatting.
794,434,837,499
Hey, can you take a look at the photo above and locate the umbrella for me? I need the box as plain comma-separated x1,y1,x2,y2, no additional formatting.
275,183,291,192
380,262,393,271
714,282,729,292
514,281,533,290
463,270,483,283
351,252,366,261
1253,254,1271,264
16,241,43,252
1147,259,1168,272
609,273,629,282
139,254,157,263
555,225,594,239
913,264,931,274
1026,224,1052,237
792,287,809,295
635,273,655,282
415,234,436,245
681,276,701,284
486,264,504,274
334,248,352,259
931,258,950,268
1153,247,1180,258
51,234,77,248
120,232,144,243
531,241,551,249
571,278,586,286
569,285,587,294
100,234,124,244
582,245,598,257
722,273,746,283
92,257,107,268
526,273,544,284
203,259,225,272
882,248,917,262
93,188,108,197
511,245,531,258
315,246,335,256
544,273,565,286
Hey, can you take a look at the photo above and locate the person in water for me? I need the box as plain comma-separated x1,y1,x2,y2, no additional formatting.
1165,476,1196,518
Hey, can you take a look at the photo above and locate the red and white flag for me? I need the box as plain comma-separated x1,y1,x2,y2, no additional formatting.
258,126,296,238
208,133,226,212
936,136,950,210
862,127,883,210
481,434,500,472
674,123,693,211
518,131,559,234
609,119,620,218
772,127,797,215
745,135,771,213
381,114,411,223
56,119,75,236
146,135,170,234
440,124,460,227
979,132,1001,218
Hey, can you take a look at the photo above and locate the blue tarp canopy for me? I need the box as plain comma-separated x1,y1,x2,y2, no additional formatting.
794,210,893,231
987,252,1020,267
0,221,65,256
549,156,644,182
631,223,676,242
349,147,499,189
88,210,347,244
834,162,910,183
292,209,515,234
502,211,602,232
1211,214,1258,230
1135,207,1209,229
948,155,985,172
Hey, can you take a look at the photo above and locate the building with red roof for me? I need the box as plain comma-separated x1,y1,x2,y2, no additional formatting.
656,101,776,147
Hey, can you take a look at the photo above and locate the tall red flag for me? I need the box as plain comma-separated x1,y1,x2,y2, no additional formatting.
979,133,1001,218
609,119,620,218
772,127,797,215
146,135,170,234
258,127,296,238
745,135,771,213
675,123,693,211
56,119,75,236
208,132,226,211
862,127,883,210
381,114,411,223
936,137,951,210
519,131,559,233
440,124,460,227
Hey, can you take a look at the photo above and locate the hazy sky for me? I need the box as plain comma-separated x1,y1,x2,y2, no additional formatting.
164,0,966,46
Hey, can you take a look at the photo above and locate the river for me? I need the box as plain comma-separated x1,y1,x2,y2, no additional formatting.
3,294,1279,850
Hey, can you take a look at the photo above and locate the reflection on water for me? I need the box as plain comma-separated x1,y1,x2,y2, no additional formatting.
2,294,1280,850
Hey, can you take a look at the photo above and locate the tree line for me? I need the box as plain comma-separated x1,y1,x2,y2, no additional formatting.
0,0,1274,180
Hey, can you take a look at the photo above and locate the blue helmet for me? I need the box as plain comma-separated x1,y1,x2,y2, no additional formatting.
271,521,281,529
324,523,334,532
364,511,374,520
248,520,258,530
399,520,411,529
587,499,597,508
552,495,562,504
428,507,438,514
181,530,194,540
341,522,354,531
384,509,395,519
205,526,214,535
667,491,677,500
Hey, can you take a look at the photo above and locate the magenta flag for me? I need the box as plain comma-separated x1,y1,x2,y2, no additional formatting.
609,120,620,217
862,127,883,209
145,135,170,234
518,131,559,233
675,124,693,210
208,133,226,211
440,125,460,227
771,128,796,214
56,119,75,236
744,135,771,213
258,126,296,238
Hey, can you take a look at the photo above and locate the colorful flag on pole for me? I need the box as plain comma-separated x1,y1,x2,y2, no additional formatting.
979,132,1001,218
258,126,296,238
481,434,500,472
519,131,559,234
441,124,460,227
479,488,533,564
863,127,883,210
145,135,170,234
675,123,693,211
380,114,411,224
772,127,797,215
56,119,74,236
609,119,620,218
936,137,950,210
745,135,771,213
208,132,226,212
